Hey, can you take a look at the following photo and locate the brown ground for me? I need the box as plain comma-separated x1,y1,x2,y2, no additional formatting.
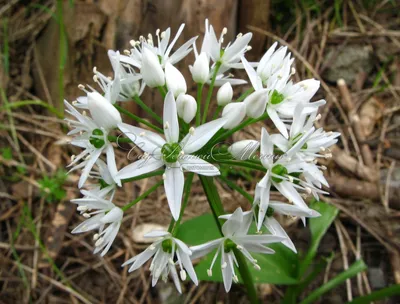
1,1,400,303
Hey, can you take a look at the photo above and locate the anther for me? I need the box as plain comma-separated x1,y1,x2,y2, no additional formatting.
93,233,100,241
324,153,333,159
83,213,91,218
130,40,136,47
233,275,239,283
162,173,166,180
254,264,261,271
77,205,88,211
93,75,98,82
189,127,195,135
315,114,322,121
236,245,243,250
78,84,85,90
123,50,131,55
291,67,296,75
95,238,104,246
246,46,252,51
93,66,97,73
180,270,187,281
71,155,76,161
207,269,212,277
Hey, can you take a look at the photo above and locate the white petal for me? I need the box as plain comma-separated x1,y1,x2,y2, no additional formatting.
222,252,233,292
241,56,262,90
267,107,288,138
190,239,222,260
78,148,102,188
144,230,170,238
274,181,308,209
179,156,220,176
164,164,184,220
178,248,198,285
260,128,273,168
221,207,244,237
264,217,296,253
100,207,123,224
116,157,164,180
163,92,179,143
118,122,165,154
181,118,226,154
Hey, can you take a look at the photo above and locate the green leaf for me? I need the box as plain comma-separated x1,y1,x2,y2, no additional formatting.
298,200,339,276
1,147,12,160
177,213,299,285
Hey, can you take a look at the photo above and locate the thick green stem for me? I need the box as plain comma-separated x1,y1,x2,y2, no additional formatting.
122,180,163,211
202,62,221,124
199,176,259,303
196,84,204,126
158,86,166,98
114,104,163,133
233,248,260,304
133,95,163,125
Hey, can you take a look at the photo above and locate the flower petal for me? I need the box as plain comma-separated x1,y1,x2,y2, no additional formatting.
164,164,184,220
163,91,180,143
179,155,220,176
116,157,164,180
264,217,296,253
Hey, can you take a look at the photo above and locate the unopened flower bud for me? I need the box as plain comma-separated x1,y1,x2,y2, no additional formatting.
217,82,233,106
165,62,187,98
191,52,209,84
141,48,165,88
87,92,122,130
243,89,268,118
228,140,260,160
221,102,246,129
176,94,197,123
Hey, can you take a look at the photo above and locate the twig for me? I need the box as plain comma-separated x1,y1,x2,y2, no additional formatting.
335,220,353,301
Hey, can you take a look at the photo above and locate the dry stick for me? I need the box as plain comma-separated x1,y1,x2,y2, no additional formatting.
337,220,372,298
335,220,353,302
383,161,396,212
337,78,375,167
331,146,377,182
356,226,365,297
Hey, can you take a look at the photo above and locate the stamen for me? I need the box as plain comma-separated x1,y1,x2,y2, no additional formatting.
320,146,326,152
93,67,97,73
169,258,175,266
233,274,239,283
324,153,333,159
164,122,170,130
180,270,187,281
315,114,322,121
83,213,91,218
71,155,76,161
207,269,212,277
254,264,261,271
236,245,243,250
156,29,160,36
162,173,166,180
123,50,131,55
77,205,88,211
95,237,104,246
246,46,252,51
129,40,136,47
189,127,195,135
93,233,100,241
93,75,98,82
78,84,85,90
291,67,296,75
288,176,294,183
237,33,243,38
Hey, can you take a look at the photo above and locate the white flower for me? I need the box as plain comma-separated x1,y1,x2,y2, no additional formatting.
242,55,325,138
257,43,292,85
191,52,210,84
71,189,123,256
261,201,320,253
165,62,187,98
176,94,197,123
254,127,326,230
120,24,197,69
141,47,165,88
217,82,233,106
190,207,284,292
221,102,246,129
200,19,252,73
116,91,226,220
122,231,198,293
65,93,121,188
228,140,260,160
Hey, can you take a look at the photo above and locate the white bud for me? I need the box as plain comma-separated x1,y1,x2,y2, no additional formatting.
100,207,123,224
221,102,246,129
165,62,187,98
228,140,260,160
243,89,269,118
141,48,165,88
87,92,122,130
176,94,197,123
191,52,210,84
217,82,233,106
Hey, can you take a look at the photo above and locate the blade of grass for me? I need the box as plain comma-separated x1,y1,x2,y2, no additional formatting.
0,100,64,118
300,260,367,304
347,284,400,304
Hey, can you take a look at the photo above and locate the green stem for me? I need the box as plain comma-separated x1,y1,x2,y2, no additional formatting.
347,284,400,304
114,104,163,133
202,62,221,124
212,112,269,145
300,260,367,304
212,106,222,120
107,135,132,143
218,175,253,202
122,180,163,211
133,95,163,125
235,88,255,103
233,248,260,304
121,170,164,183
218,160,267,172
199,176,259,303
158,86,166,98
170,173,194,235
196,84,204,126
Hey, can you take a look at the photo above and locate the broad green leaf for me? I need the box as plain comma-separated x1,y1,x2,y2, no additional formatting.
177,213,299,285
298,200,339,276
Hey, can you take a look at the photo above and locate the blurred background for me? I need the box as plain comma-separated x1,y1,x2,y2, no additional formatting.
0,0,400,303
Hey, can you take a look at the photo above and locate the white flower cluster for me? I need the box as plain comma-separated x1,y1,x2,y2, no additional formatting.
65,20,339,293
